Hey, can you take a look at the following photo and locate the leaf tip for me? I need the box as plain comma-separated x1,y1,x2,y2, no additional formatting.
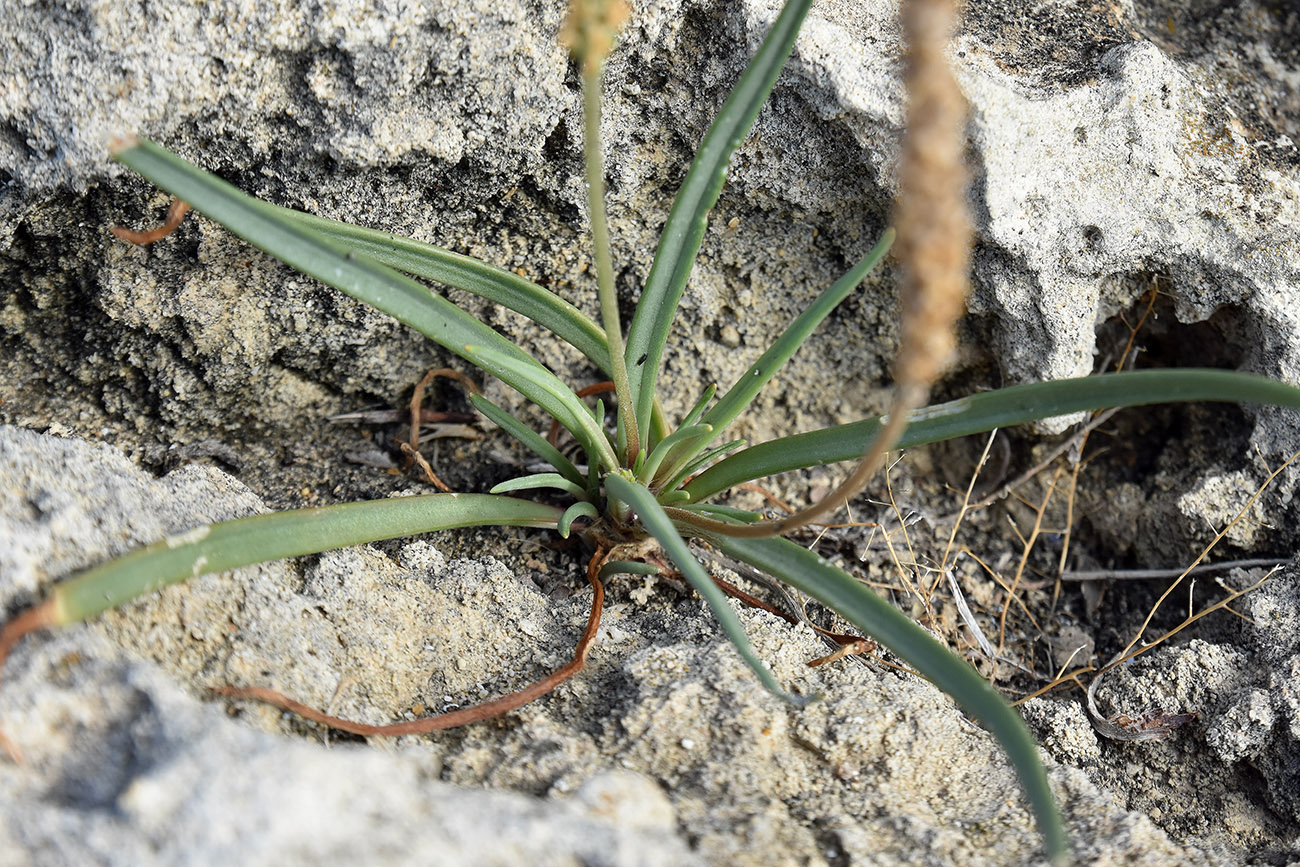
108,133,140,157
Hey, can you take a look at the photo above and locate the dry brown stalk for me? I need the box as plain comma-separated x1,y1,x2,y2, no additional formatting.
402,368,481,492
110,199,191,245
757,0,971,538
1108,449,1300,669
559,0,630,74
890,0,972,397
934,429,999,600
998,465,1064,652
211,544,609,736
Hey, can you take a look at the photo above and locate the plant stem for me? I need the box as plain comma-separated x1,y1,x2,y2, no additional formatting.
582,68,640,463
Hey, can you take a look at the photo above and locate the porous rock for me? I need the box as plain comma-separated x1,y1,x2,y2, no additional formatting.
4,0,1299,551
0,425,700,867
1081,596,1300,856
5,0,1297,442
0,424,1252,866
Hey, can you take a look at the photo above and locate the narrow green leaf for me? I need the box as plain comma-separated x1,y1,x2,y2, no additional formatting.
113,140,601,463
51,494,561,625
254,202,613,374
489,472,589,500
638,423,713,484
598,560,661,580
657,438,747,494
685,369,1300,502
679,385,718,429
623,0,815,438
656,240,898,494
705,533,1067,863
656,490,692,507
264,199,677,443
559,501,600,538
469,393,586,489
604,474,809,706
464,343,619,471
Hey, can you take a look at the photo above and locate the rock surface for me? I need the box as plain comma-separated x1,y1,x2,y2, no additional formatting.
4,0,1299,553
0,424,1260,866
3,0,1300,864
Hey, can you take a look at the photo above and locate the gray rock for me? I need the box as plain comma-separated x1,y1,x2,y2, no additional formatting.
0,426,702,867
1020,697,1102,767
1086,576,1300,848
4,0,1298,559
0,423,1258,867
5,0,1297,435
0,636,700,867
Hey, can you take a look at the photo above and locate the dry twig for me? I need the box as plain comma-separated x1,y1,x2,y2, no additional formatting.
111,199,191,245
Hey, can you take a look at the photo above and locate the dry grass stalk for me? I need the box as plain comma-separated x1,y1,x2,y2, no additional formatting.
560,0,630,73
1106,448,1300,670
891,0,972,400
763,0,971,538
